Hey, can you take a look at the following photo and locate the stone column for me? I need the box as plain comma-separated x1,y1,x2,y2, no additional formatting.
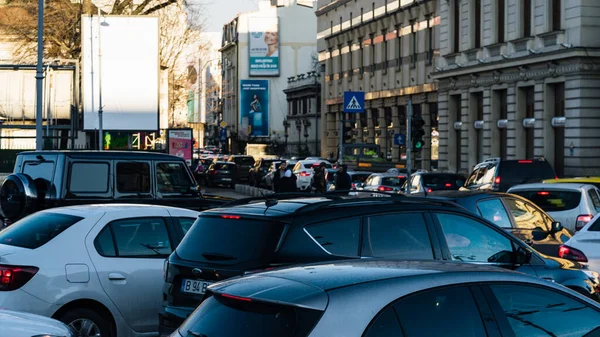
378,107,387,156
367,108,375,143
421,102,432,171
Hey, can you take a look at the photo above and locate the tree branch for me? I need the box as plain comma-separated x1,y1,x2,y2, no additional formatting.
142,0,177,15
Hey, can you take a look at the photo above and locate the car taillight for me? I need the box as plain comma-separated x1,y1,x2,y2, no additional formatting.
518,160,533,164
299,171,311,177
427,188,433,193
494,176,501,184
558,245,588,263
221,215,241,220
537,191,550,196
0,265,38,291
378,186,393,192
221,293,252,302
576,214,594,231
351,183,357,190
445,183,452,187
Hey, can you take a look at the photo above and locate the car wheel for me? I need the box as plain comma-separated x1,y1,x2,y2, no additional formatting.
59,308,113,337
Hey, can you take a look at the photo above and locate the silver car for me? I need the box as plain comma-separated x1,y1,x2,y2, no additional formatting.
0,309,73,337
173,259,600,337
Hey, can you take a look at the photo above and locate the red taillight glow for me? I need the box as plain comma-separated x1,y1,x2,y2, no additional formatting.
427,188,433,193
555,176,559,180
221,293,252,302
0,265,38,291
494,176,501,184
558,245,588,263
445,183,452,187
576,214,594,231
518,160,533,164
221,215,241,220
537,191,550,196
299,171,311,177
378,186,393,192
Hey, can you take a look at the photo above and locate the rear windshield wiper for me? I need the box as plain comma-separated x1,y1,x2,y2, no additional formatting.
202,252,237,261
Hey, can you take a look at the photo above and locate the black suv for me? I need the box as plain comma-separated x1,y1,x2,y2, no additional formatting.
158,193,600,335
0,151,225,224
227,155,255,182
463,157,556,192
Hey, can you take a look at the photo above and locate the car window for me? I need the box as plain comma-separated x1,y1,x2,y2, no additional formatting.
511,190,582,212
363,213,433,259
464,168,481,187
0,212,83,249
363,305,404,337
69,162,109,193
476,199,513,228
116,162,151,194
504,198,549,231
480,165,497,185
588,189,600,211
109,217,172,257
178,217,196,235
422,174,466,190
373,176,382,185
490,284,600,337
382,177,406,187
94,226,116,257
394,286,487,337
305,218,361,257
293,162,301,171
156,162,194,194
22,161,55,185
498,160,556,186
238,157,255,165
435,213,514,263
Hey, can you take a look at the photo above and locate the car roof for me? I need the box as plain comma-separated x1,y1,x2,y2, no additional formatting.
370,173,407,177
545,177,600,183
508,183,591,191
426,190,506,199
19,150,184,161
37,203,197,217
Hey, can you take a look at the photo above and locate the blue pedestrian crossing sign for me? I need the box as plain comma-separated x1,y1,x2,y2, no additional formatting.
394,134,406,146
343,91,365,113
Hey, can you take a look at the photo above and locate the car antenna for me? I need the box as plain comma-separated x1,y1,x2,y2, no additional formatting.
252,186,277,214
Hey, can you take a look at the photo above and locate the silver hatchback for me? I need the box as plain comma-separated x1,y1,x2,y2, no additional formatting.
172,259,600,337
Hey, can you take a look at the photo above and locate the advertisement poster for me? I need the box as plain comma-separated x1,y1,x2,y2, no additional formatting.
248,17,279,76
239,80,269,139
167,129,193,166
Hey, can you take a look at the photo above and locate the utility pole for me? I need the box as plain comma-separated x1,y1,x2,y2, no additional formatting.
338,111,343,164
97,7,104,151
406,97,412,180
35,0,45,150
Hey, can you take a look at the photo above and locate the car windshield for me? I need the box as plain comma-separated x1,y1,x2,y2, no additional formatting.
213,163,235,170
0,212,83,249
423,174,466,190
176,215,285,264
236,157,255,165
499,161,556,185
382,177,407,186
510,190,582,212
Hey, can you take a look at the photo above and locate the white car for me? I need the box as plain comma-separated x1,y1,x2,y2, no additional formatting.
507,183,600,233
292,160,332,191
565,214,600,274
0,309,73,337
0,204,199,337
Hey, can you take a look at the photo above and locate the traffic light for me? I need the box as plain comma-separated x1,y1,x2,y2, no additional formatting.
343,124,352,142
411,116,425,152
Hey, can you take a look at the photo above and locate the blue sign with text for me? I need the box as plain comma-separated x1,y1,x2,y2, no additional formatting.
343,91,365,113
220,128,227,141
394,134,406,146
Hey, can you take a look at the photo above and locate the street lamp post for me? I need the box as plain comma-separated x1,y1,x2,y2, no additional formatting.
35,0,45,150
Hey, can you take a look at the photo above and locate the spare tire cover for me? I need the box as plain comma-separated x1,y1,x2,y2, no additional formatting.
0,173,38,220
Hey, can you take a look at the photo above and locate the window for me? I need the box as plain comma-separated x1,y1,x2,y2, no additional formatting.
589,189,600,211
474,0,481,48
490,284,600,336
359,38,365,72
382,177,407,187
504,198,549,230
510,190,582,212
110,217,171,257
523,0,531,37
498,0,505,43
410,175,421,192
396,26,402,70
427,16,433,64
369,33,375,70
23,161,55,185
383,31,388,70
435,213,514,263
305,218,360,257
94,226,116,257
410,20,417,66
477,199,513,228
552,0,561,31
363,213,433,259
337,44,343,76
116,162,150,194
69,162,109,193
178,217,196,235
156,162,194,194
0,212,83,249
394,286,487,337
348,41,354,76
363,305,404,337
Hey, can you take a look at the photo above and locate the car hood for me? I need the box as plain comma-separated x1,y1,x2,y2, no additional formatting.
0,309,72,336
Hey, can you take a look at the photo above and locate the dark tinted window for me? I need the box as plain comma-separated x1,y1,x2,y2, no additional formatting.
504,198,549,230
499,160,556,185
0,212,83,249
477,198,513,228
589,189,600,210
178,295,322,337
177,216,285,264
234,157,255,165
382,177,407,186
156,162,194,193
490,284,600,336
111,217,171,257
178,217,196,235
511,190,581,212
69,162,109,193
94,226,116,257
422,174,466,190
587,216,600,232
22,161,55,184
363,213,433,259
350,173,370,183
364,305,404,337
305,218,361,257
435,213,514,263
395,286,487,337
117,162,150,193
212,163,236,170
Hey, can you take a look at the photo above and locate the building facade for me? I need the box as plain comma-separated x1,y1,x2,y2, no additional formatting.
220,0,318,154
283,71,322,157
316,0,439,168
435,0,600,176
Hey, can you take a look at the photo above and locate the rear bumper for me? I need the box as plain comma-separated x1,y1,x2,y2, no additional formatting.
158,305,195,336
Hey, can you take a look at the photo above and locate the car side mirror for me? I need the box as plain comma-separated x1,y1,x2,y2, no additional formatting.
514,247,532,265
551,221,563,233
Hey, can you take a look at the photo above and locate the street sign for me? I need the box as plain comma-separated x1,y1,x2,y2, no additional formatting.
220,121,227,128
394,133,406,146
343,91,365,113
220,127,227,141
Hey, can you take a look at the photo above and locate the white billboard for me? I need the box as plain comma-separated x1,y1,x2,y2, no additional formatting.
82,15,159,131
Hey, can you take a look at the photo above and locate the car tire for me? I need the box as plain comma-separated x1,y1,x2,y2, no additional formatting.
59,308,113,337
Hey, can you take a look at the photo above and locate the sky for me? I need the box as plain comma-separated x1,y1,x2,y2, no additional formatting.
200,0,260,33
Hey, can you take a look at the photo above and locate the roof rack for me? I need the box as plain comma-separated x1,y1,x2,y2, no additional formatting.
220,192,343,208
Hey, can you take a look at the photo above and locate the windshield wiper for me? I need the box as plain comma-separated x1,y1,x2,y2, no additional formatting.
202,252,237,261
140,243,161,255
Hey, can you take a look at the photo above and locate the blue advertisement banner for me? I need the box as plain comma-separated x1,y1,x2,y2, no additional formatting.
240,80,269,138
248,17,279,77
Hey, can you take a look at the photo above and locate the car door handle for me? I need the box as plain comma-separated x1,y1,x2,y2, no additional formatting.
108,273,126,281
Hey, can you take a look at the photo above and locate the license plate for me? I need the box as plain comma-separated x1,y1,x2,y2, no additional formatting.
181,279,211,295
222,178,232,181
